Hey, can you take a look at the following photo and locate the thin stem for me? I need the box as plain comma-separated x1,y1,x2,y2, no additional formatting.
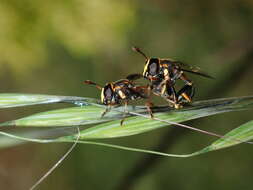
128,111,253,145
29,127,80,190
88,101,253,144
0,131,193,157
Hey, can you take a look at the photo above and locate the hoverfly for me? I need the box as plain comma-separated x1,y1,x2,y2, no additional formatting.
129,47,213,108
84,79,153,125
127,73,194,108
127,47,213,108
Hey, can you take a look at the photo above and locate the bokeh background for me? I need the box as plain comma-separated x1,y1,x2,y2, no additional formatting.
0,0,253,189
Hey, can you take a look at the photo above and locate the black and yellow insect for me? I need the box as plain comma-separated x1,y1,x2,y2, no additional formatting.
129,47,213,108
84,79,153,125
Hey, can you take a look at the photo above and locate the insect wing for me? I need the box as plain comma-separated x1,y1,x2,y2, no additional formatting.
162,60,214,79
180,68,214,79
126,74,143,81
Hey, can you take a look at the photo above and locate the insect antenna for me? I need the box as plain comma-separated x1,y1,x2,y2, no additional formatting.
132,46,148,61
84,80,102,90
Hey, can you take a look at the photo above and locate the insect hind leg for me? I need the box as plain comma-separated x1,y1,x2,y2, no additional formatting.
179,73,193,86
163,85,181,109
177,84,195,103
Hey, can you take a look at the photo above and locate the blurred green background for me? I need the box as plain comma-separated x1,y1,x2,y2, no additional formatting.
0,0,253,189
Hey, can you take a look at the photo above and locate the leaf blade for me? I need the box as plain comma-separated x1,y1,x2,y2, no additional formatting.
0,120,253,158
65,96,253,139
1,106,120,127
0,93,89,108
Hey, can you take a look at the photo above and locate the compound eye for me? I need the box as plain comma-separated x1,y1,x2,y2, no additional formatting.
148,58,159,75
104,85,113,101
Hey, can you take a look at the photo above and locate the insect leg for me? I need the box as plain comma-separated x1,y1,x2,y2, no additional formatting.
179,73,193,86
161,82,180,109
157,79,168,91
170,86,183,109
177,85,195,103
147,84,152,97
170,86,177,103
145,101,154,119
120,101,129,126
101,105,111,118
145,85,154,118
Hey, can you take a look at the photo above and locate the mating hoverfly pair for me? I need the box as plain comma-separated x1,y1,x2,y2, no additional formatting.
84,47,213,124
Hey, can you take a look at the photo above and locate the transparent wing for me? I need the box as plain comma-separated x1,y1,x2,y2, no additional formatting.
161,59,214,79
126,73,143,81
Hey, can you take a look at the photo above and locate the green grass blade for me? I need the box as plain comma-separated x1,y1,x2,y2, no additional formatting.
0,93,90,108
60,96,253,139
0,130,188,157
1,120,253,157
0,131,28,148
198,120,253,153
59,119,253,157
0,105,122,127
1,96,253,137
0,129,61,148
